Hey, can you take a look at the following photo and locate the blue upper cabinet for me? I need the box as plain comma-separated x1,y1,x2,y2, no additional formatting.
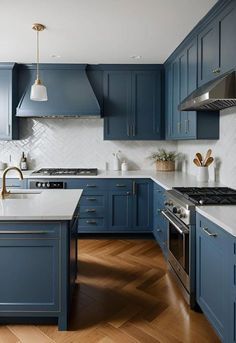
0,63,18,140
103,70,132,140
198,1,236,86
165,38,219,140
103,66,163,140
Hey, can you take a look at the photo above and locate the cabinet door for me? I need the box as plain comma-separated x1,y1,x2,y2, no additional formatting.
131,71,162,139
165,63,173,139
0,233,59,312
103,71,132,140
198,22,219,86
108,191,132,231
133,180,153,231
219,3,236,74
196,216,228,341
172,58,181,138
0,69,11,140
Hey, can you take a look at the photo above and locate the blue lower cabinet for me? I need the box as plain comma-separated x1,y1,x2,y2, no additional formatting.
0,218,78,331
153,183,167,257
108,191,133,231
132,180,153,231
0,178,27,189
196,214,230,342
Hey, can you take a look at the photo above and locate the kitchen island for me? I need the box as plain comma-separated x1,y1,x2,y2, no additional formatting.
0,188,82,331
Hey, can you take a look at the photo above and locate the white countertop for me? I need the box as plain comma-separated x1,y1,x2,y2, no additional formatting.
0,189,82,221
196,206,236,238
1,168,236,237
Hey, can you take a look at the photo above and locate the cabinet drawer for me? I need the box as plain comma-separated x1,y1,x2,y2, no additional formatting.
109,179,133,190
79,195,105,206
0,179,26,189
67,179,108,190
78,218,106,232
0,222,60,239
79,206,105,218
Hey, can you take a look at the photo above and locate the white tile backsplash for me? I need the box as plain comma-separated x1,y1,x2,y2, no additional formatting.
1,107,235,188
0,118,176,171
177,107,236,188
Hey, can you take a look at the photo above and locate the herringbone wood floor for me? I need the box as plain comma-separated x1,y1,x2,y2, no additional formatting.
0,239,220,343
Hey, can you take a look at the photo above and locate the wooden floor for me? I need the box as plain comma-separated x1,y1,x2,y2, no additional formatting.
0,239,220,343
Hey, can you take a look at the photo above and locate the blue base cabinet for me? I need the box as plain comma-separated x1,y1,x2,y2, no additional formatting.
103,65,164,140
34,178,153,234
0,213,79,331
196,214,230,342
153,183,167,257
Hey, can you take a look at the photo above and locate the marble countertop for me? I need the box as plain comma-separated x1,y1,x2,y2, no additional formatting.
0,189,82,221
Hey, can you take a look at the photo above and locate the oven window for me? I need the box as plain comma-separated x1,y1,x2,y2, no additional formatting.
169,222,189,274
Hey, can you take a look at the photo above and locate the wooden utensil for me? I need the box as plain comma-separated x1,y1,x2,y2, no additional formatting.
203,149,212,166
195,153,203,166
204,156,214,167
193,158,201,167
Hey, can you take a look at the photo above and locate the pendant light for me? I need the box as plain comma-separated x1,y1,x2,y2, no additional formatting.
30,23,48,101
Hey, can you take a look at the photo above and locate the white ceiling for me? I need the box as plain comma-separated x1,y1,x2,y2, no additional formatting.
0,0,217,64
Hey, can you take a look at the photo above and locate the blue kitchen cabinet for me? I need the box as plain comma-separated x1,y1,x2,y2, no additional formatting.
0,215,78,331
153,183,167,257
132,179,153,231
165,38,219,140
103,66,163,140
198,1,236,86
108,190,133,231
0,63,18,140
196,213,230,342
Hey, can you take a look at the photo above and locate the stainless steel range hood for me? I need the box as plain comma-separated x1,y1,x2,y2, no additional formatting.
179,71,236,111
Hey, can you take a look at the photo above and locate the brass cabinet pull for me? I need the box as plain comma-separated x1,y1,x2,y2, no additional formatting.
212,68,221,74
185,119,188,134
132,125,136,137
132,181,136,195
86,197,96,201
0,230,52,234
203,227,218,237
116,184,126,187
85,209,96,213
177,122,181,133
86,184,96,188
86,220,97,224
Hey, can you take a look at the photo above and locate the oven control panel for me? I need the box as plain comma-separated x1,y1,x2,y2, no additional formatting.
164,199,190,226
29,181,65,189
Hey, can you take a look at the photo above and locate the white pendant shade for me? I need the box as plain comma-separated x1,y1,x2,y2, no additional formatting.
30,82,48,101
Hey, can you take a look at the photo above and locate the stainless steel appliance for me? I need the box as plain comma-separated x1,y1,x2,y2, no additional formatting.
179,71,236,111
29,181,66,189
32,168,98,176
163,186,236,308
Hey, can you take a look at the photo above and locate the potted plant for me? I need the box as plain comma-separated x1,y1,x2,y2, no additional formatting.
147,149,178,171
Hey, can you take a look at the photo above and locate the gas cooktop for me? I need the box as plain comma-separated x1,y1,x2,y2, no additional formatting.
32,168,98,176
173,187,236,205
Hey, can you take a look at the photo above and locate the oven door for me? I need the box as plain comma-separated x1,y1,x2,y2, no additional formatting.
162,210,189,275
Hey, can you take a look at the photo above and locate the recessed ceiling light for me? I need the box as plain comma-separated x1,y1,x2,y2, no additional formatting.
51,54,61,58
130,55,142,59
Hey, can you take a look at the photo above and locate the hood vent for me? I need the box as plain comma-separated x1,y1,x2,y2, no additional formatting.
179,71,236,111
17,64,101,117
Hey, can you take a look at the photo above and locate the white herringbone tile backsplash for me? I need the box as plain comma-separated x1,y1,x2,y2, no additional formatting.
0,118,176,170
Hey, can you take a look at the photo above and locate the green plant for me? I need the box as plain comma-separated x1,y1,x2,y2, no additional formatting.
147,149,178,163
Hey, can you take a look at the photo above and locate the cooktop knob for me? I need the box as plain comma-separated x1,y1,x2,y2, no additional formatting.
172,206,180,214
37,182,41,188
46,182,50,188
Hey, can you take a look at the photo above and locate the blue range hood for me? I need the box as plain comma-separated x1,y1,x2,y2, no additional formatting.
16,64,101,117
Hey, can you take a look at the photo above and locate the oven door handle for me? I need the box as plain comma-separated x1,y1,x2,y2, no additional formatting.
161,210,189,235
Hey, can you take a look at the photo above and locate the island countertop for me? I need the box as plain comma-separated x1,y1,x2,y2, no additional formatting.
0,189,83,221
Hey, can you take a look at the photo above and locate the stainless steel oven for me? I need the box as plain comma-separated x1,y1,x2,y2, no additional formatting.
162,209,190,293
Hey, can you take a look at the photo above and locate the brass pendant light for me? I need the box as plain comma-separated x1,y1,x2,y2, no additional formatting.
30,23,48,101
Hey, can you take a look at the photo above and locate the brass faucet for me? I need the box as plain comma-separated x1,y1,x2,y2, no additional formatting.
0,167,24,199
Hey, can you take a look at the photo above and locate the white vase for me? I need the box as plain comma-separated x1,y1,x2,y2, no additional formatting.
197,166,209,182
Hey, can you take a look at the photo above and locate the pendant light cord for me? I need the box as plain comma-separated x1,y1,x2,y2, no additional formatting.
36,30,39,80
